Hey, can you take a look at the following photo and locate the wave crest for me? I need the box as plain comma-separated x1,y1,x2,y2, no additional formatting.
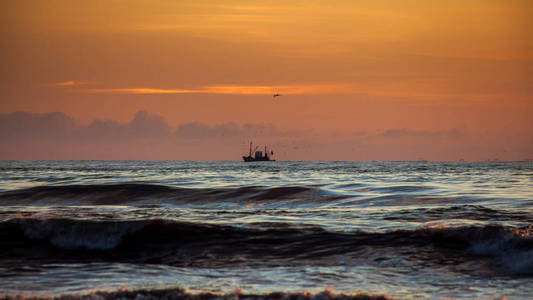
0,184,342,206
1,218,532,275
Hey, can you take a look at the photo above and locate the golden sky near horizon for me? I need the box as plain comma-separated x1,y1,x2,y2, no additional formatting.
1,0,532,160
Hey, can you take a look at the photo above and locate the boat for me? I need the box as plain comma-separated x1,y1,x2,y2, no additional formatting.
242,142,275,162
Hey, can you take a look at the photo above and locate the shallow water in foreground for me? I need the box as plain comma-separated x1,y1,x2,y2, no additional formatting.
0,161,532,299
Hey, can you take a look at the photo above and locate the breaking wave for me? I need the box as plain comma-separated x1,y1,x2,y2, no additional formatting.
0,287,391,300
1,218,532,276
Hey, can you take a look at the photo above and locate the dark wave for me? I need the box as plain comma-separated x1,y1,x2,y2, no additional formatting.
1,218,532,276
0,287,390,300
0,183,344,206
383,205,533,223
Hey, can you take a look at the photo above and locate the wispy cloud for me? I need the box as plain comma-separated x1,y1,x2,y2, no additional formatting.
46,81,91,87
80,84,349,95
380,129,463,138
82,88,197,94
206,84,348,95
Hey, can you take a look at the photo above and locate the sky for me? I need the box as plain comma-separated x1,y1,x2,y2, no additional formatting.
1,0,532,160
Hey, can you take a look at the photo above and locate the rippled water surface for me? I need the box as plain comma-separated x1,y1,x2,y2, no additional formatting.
1,161,532,299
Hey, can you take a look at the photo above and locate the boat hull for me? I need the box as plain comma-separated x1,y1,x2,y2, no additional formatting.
242,156,275,162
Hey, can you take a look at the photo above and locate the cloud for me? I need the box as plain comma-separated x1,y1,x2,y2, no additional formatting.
1,111,530,161
204,84,348,95
0,111,293,142
0,110,172,141
0,110,304,160
380,129,462,138
79,84,348,95
176,122,296,140
82,88,196,94
77,110,172,140
176,122,241,139
0,111,77,139
46,81,90,87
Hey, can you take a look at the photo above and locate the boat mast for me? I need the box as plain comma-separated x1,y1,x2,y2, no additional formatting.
249,141,252,157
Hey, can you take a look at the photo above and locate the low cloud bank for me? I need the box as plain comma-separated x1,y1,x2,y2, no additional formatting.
0,111,77,139
0,110,303,160
1,111,530,161
0,111,291,141
176,122,296,139
78,111,172,140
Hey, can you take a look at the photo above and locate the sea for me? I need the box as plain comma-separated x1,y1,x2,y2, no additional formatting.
0,161,532,299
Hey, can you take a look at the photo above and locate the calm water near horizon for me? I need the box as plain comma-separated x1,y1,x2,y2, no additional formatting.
1,161,532,299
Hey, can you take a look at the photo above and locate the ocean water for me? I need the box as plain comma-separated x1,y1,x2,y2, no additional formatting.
0,161,532,299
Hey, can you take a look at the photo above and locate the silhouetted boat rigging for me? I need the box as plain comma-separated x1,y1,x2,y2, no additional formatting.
243,142,275,162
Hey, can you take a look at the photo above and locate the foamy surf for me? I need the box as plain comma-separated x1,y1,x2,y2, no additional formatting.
0,287,392,300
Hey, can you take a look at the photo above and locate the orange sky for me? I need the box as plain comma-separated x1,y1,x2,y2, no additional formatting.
1,0,532,160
